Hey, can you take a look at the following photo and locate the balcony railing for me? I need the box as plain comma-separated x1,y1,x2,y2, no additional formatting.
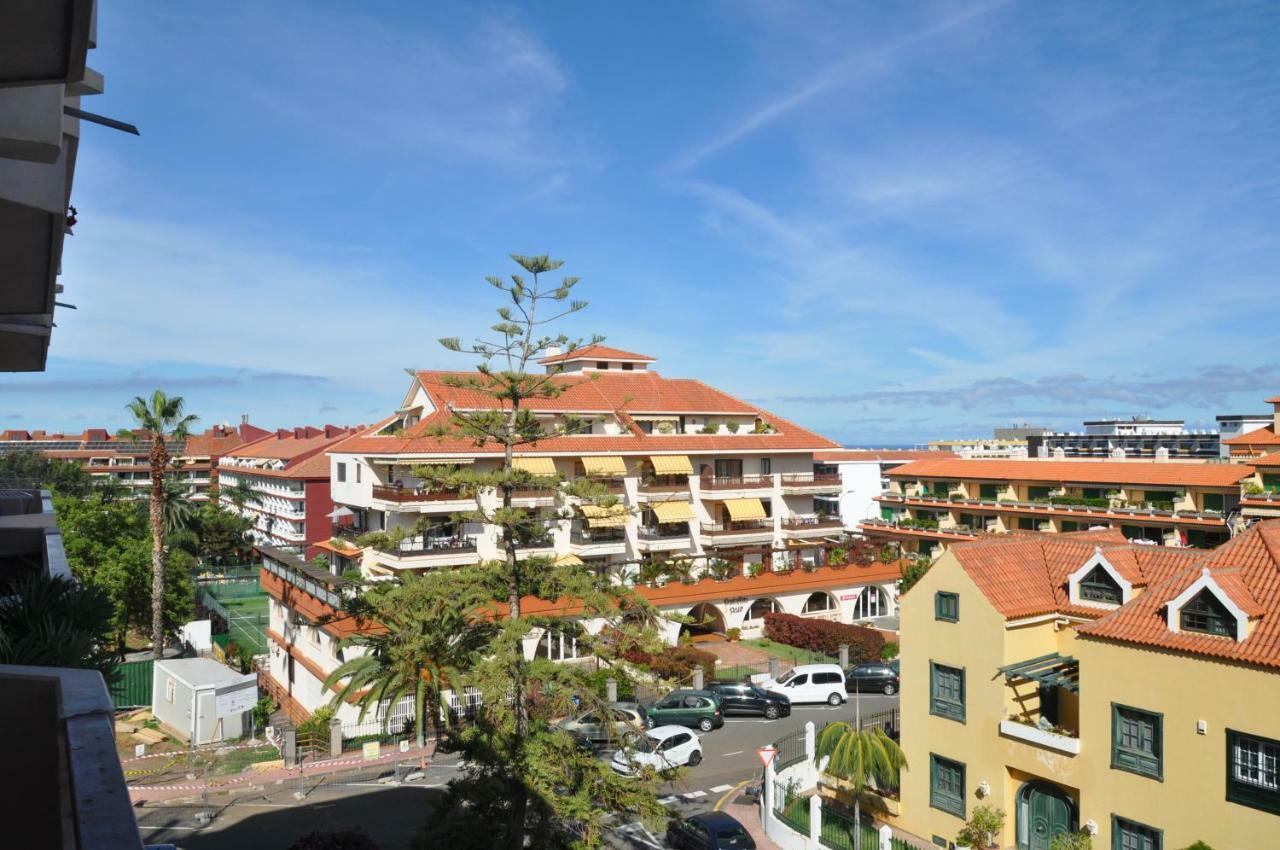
638,475,689,493
999,718,1080,755
330,524,366,543
509,486,557,500
576,477,625,494
702,474,773,490
371,484,467,503
638,524,691,540
881,492,1229,525
780,473,841,487
701,519,773,536
782,515,843,531
375,534,477,557
514,534,555,550
570,526,627,545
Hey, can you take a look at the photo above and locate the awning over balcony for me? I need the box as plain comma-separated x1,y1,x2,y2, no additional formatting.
582,456,627,476
650,455,693,476
512,456,556,475
997,652,1079,693
724,498,767,521
652,500,695,523
579,503,629,528
555,554,584,566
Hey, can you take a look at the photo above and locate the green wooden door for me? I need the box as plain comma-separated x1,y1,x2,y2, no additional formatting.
1026,785,1073,850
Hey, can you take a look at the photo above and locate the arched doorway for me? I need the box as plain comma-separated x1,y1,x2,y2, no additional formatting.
680,602,726,639
1016,781,1077,850
746,597,780,621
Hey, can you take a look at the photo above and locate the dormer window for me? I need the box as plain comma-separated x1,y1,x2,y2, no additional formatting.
1079,565,1123,605
1180,590,1235,637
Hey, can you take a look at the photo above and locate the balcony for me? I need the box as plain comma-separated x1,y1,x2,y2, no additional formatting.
780,473,841,493
999,719,1080,755
878,492,1230,529
997,652,1080,756
637,475,690,497
575,476,625,495
858,518,979,542
509,485,558,506
637,524,691,551
700,519,774,544
569,524,628,556
371,533,479,569
702,474,773,491
371,484,470,507
781,514,844,536
330,524,367,544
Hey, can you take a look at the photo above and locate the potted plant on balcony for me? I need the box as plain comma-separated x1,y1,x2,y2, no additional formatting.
956,805,1005,849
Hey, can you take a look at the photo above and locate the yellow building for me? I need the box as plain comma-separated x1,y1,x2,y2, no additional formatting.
898,521,1280,850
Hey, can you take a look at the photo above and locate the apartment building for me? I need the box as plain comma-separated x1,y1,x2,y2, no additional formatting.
897,522,1280,850
926,438,1030,459
1222,395,1280,459
217,426,359,557
0,422,267,500
811,449,953,531
861,457,1253,558
1027,417,1222,460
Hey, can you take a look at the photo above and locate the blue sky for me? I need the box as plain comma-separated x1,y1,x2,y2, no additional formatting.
7,0,1280,444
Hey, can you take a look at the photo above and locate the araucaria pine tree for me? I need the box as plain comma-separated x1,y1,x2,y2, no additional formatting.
412,255,666,850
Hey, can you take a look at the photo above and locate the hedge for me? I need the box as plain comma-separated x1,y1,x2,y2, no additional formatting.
763,612,885,664
623,644,717,682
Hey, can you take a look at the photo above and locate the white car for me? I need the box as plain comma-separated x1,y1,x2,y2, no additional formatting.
751,663,847,706
610,725,702,776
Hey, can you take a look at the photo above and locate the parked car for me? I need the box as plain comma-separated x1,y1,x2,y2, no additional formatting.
665,811,756,849
751,664,847,705
555,702,646,747
707,682,791,719
610,725,702,776
845,662,899,695
643,689,724,732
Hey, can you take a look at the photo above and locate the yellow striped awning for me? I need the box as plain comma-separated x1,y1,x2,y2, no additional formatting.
554,554,584,566
650,455,693,476
651,501,694,524
724,498,767,521
512,457,556,475
582,455,627,477
579,503,629,528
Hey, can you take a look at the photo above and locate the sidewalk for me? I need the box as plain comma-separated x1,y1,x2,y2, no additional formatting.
127,741,439,804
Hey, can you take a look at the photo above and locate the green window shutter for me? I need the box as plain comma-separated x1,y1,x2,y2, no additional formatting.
881,506,896,521
1112,816,1162,850
929,754,965,818
979,483,998,500
1264,474,1280,493
930,663,965,722
1112,704,1163,779
935,592,959,622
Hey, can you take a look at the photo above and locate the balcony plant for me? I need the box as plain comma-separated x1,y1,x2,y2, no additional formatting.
657,420,675,434
725,421,740,433
1049,832,1093,850
1243,481,1264,495
752,420,775,434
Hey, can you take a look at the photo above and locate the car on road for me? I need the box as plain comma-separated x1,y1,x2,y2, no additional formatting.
665,811,756,849
642,689,724,732
707,682,791,719
751,663,847,705
844,662,899,695
610,725,702,776
555,702,647,747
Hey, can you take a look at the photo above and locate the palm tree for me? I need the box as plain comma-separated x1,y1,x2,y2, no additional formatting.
815,722,908,850
221,478,261,513
160,476,197,535
0,572,118,681
126,390,198,659
323,574,490,749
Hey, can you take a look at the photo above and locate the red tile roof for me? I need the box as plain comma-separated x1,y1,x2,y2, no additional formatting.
887,457,1253,488
1254,453,1280,468
816,449,955,463
221,426,359,478
1265,396,1280,404
1223,425,1280,446
1079,521,1280,668
537,344,656,364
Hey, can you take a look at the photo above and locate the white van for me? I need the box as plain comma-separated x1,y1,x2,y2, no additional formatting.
751,663,846,706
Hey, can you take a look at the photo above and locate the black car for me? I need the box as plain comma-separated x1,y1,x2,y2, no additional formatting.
845,662,899,695
707,682,791,719
666,811,756,849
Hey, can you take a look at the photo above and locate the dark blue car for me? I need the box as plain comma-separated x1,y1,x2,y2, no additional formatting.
665,811,756,849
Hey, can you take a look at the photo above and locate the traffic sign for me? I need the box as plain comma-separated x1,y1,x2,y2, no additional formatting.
756,745,777,767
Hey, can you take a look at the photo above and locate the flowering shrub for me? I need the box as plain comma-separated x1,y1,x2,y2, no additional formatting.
763,612,885,663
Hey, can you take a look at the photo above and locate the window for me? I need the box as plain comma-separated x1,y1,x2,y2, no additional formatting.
1028,486,1053,500
1019,517,1035,530
979,483,999,500
638,420,653,434
1202,492,1224,512
1112,704,1162,779
747,598,779,620
930,663,965,722
854,587,887,619
1111,816,1161,850
1142,490,1176,505
715,459,743,478
1227,729,1280,815
788,674,808,686
1180,590,1234,637
760,458,771,476
1079,565,1123,605
803,592,835,613
929,754,965,817
1083,488,1107,500
935,591,959,622
622,362,634,371
814,672,842,685
596,361,609,370
336,462,347,483
355,463,361,483
1061,520,1080,532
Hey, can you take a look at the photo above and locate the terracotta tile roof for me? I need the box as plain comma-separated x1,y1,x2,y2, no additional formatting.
221,426,359,479
816,449,955,463
1251,453,1280,468
1265,396,1280,404
537,344,656,364
333,373,839,456
1079,521,1280,668
887,457,1253,488
1223,425,1280,446
946,530,1201,620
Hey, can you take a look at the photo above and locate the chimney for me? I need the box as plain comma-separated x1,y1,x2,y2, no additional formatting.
241,414,249,425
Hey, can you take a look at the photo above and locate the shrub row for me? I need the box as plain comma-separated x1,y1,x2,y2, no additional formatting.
623,643,717,682
763,612,885,664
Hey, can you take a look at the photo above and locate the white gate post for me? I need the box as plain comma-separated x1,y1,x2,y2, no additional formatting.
879,823,893,850
809,794,822,844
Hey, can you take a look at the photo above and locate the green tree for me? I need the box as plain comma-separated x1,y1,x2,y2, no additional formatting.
815,723,908,850
159,475,197,535
193,501,253,565
126,390,198,659
324,571,492,748
220,478,262,512
0,572,117,681
957,805,1006,848
410,255,666,849
1050,832,1093,850
897,558,932,595
0,450,93,497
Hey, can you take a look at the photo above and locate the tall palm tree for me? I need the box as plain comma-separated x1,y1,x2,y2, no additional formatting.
323,574,491,748
815,722,908,850
160,475,197,535
127,390,198,659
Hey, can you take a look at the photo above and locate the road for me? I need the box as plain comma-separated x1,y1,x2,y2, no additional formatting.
135,693,897,850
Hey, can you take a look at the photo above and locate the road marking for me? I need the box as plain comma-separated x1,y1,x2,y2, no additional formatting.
659,795,680,805
713,780,750,811
683,790,707,799
709,784,734,793
722,751,744,757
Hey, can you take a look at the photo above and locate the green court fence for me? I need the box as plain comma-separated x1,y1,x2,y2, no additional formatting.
108,659,153,709
197,579,269,655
